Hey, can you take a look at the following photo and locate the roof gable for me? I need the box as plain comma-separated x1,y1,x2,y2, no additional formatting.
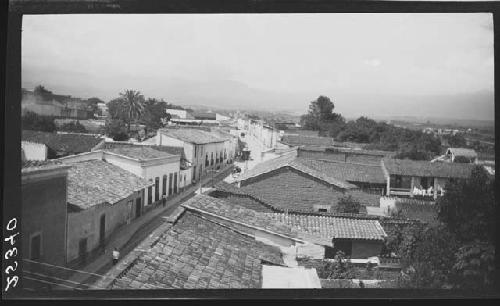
22,130,104,155
383,158,476,178
65,160,153,210
235,152,357,189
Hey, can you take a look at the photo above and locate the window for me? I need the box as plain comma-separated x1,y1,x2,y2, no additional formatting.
211,152,214,166
205,154,209,167
162,175,167,196
148,186,152,204
173,173,178,194
155,177,160,201
318,208,328,213
169,173,173,195
224,149,227,160
30,232,42,260
215,152,219,164
220,151,223,163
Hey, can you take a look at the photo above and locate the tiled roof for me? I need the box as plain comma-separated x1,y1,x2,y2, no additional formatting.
281,135,335,146
159,128,227,144
192,112,217,120
266,213,387,241
110,211,283,289
103,146,177,161
446,148,478,158
182,195,298,238
395,201,439,225
213,181,380,219
21,159,69,173
383,158,476,178
65,160,153,210
22,130,104,155
296,158,387,185
235,152,357,189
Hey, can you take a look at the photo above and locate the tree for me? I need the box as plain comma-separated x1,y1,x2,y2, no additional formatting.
87,97,104,117
115,90,145,135
58,121,87,133
447,134,467,148
437,166,495,244
337,195,361,214
22,111,56,132
316,251,355,279
139,98,169,132
105,119,129,141
451,242,495,290
300,96,344,131
399,166,496,289
398,225,459,288
33,85,53,100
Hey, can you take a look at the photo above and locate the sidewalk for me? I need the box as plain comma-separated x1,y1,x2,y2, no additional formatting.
65,164,234,289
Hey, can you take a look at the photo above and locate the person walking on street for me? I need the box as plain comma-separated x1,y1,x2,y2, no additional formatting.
162,195,167,208
112,247,120,265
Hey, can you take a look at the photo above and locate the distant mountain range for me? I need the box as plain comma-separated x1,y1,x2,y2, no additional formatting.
22,70,494,122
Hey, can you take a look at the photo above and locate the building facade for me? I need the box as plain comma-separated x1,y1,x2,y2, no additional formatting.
22,162,71,270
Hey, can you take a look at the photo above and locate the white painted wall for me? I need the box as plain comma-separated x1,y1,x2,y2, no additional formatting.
22,141,47,161
166,109,188,119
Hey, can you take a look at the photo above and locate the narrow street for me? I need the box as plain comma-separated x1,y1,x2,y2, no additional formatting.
225,132,279,183
26,165,234,291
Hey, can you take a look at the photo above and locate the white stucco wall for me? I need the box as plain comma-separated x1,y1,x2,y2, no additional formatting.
22,141,47,161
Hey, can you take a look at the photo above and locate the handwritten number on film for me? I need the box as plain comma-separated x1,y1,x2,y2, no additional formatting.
4,218,19,291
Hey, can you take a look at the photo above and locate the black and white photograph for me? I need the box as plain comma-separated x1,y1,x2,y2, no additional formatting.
2,0,499,300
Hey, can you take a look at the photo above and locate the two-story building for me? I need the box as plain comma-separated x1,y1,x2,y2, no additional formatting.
155,128,231,183
22,161,71,275
59,146,182,209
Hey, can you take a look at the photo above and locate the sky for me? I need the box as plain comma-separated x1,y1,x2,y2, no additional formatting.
22,13,494,120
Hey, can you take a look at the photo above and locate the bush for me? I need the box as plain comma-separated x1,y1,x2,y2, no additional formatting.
105,119,129,141
337,195,361,214
59,121,87,133
22,111,57,132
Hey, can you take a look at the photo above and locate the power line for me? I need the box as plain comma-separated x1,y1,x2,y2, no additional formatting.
23,276,80,290
24,270,91,290
23,259,105,278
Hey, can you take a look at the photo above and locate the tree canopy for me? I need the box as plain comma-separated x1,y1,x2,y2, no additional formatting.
22,111,56,132
397,166,495,289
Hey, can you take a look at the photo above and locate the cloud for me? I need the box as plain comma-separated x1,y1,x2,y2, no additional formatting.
363,58,382,67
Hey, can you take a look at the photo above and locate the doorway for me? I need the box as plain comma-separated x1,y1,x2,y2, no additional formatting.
135,197,142,218
78,238,87,264
99,214,105,247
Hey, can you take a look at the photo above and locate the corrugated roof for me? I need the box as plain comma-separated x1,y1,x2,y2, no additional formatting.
383,158,475,178
159,128,227,144
110,211,283,289
65,160,153,210
266,213,387,241
22,130,104,155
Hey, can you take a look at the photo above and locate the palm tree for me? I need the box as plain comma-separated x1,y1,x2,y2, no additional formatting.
119,89,145,135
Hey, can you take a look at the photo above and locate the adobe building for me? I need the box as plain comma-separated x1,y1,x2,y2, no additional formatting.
21,161,71,271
